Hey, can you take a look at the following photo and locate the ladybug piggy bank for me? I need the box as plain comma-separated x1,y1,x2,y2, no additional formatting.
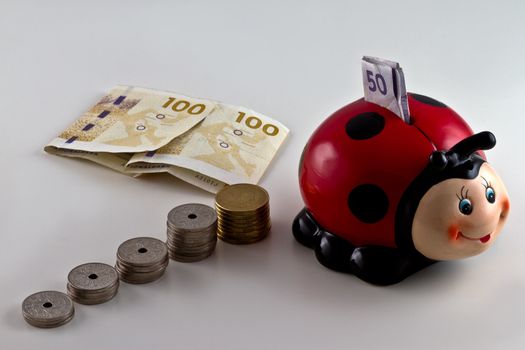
294,93,510,285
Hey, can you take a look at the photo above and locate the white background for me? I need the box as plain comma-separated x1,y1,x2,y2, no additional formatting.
1,1,524,349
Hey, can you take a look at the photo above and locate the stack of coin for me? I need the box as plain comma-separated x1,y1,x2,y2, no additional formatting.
166,203,217,262
116,237,169,284
215,184,271,244
22,291,75,328
67,263,119,305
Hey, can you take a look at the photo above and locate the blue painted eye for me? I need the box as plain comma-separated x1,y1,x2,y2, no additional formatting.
486,187,496,203
459,198,473,215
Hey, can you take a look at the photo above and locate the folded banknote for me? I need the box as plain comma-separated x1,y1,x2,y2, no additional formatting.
45,86,289,193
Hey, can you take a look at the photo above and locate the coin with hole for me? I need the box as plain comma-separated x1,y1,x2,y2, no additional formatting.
116,237,169,284
166,203,217,262
22,291,74,328
67,263,119,305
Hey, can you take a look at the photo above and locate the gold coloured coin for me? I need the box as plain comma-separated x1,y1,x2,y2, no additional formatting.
215,184,269,213
215,184,271,244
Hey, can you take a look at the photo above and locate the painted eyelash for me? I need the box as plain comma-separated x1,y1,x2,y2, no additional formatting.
456,186,470,201
481,176,492,189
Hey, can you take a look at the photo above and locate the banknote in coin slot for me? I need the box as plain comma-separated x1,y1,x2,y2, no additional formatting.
362,56,410,123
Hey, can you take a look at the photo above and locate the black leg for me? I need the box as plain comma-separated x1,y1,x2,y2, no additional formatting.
350,247,435,286
314,231,354,273
292,208,435,285
292,208,322,248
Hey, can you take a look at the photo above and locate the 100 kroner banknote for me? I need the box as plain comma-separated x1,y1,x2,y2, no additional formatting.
45,86,289,192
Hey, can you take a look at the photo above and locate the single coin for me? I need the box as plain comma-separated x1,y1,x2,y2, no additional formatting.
215,184,269,213
215,205,270,217
116,265,168,284
215,213,270,225
168,203,217,232
217,218,271,230
22,291,74,328
217,228,270,238
68,263,119,292
217,232,269,244
117,237,168,268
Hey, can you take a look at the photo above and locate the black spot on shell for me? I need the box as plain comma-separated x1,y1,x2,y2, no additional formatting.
345,112,385,140
410,93,447,107
348,184,389,223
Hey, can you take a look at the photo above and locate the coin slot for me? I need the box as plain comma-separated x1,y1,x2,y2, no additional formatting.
138,248,148,253
43,302,53,308
188,214,197,219
88,274,98,280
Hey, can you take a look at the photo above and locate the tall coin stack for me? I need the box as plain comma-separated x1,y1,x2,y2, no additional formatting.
166,203,218,262
215,184,271,244
116,237,169,284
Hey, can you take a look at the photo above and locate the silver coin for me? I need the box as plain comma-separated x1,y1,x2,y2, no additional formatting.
167,204,217,232
117,237,168,268
116,237,169,284
116,258,169,273
68,263,119,291
22,291,74,328
166,203,218,263
67,263,119,304
167,235,216,246
117,267,168,284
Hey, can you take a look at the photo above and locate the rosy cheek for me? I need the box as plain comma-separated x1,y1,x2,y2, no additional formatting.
448,224,460,241
500,199,510,220
503,199,510,212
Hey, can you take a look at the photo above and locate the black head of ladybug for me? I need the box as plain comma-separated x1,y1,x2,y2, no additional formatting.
429,131,496,172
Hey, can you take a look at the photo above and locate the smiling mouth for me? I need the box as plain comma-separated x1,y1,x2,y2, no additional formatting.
459,232,491,244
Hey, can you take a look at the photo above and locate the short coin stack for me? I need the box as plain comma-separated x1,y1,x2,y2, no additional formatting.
166,203,217,262
66,263,119,305
22,291,75,328
116,237,169,284
215,184,271,244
